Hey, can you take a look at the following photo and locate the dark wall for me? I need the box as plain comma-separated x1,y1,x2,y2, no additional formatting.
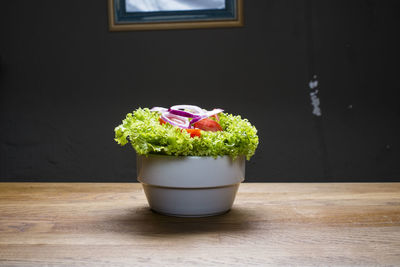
1,1,399,182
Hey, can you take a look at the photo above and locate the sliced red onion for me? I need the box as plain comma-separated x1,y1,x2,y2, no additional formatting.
150,107,168,112
151,105,224,129
190,109,224,124
169,105,205,117
168,109,200,118
161,112,190,129
208,108,224,116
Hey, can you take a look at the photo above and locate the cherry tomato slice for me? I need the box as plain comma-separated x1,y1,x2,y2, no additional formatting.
193,118,222,132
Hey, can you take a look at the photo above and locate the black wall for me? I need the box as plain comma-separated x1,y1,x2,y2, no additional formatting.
1,1,399,182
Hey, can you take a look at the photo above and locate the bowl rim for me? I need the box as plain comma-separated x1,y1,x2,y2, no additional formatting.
140,153,244,159
137,154,245,188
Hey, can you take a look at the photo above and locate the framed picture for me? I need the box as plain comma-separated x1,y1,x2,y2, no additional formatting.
108,0,243,31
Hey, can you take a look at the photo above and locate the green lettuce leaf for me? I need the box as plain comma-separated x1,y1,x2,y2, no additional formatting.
114,108,259,160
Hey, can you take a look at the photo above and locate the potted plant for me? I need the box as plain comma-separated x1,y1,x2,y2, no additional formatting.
114,105,259,217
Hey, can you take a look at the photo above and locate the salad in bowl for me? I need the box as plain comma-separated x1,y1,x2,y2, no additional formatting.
115,105,259,217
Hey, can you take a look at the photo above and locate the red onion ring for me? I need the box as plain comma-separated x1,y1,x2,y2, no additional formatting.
161,112,190,129
190,109,224,124
169,105,204,118
168,109,200,118
151,105,224,129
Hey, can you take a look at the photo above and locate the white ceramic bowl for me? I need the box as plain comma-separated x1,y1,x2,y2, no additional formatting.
137,154,245,217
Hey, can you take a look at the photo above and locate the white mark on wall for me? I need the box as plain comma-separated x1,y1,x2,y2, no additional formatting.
309,80,318,89
309,75,321,116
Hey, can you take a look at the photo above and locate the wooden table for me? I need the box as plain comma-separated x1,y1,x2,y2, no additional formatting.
0,183,399,266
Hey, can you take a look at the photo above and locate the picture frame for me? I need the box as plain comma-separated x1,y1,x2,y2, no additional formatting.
108,0,243,31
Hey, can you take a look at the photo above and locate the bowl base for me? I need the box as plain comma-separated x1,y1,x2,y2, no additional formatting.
150,208,231,218
141,183,240,218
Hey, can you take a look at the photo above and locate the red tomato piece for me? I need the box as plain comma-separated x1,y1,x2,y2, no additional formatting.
185,128,202,138
193,118,223,132
159,118,167,125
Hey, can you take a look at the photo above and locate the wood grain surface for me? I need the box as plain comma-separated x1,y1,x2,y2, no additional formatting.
0,183,399,266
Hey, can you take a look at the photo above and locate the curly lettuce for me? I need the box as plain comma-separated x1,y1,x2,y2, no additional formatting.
114,108,259,160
